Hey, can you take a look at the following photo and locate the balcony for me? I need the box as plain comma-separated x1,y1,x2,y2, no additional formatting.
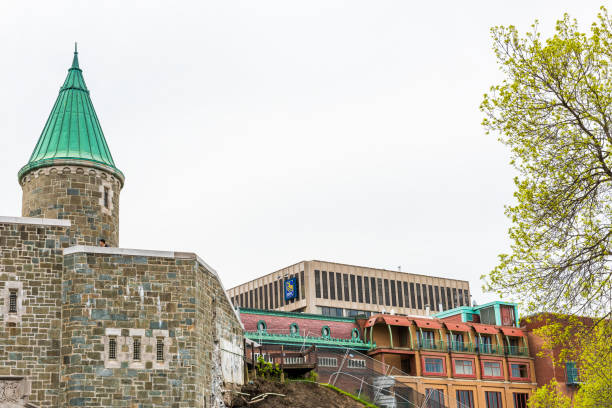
449,341,475,353
506,345,530,357
419,339,447,352
476,344,505,355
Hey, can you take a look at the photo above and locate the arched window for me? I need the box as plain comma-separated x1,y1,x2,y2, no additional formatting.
351,328,360,340
321,325,331,339
257,320,267,333
289,323,299,336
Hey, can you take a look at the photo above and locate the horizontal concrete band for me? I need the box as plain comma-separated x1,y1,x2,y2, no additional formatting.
0,215,71,227
63,245,242,327
64,245,176,258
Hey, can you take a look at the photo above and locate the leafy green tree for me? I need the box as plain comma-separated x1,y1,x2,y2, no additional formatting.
534,316,611,407
528,380,573,408
481,7,612,406
481,7,612,317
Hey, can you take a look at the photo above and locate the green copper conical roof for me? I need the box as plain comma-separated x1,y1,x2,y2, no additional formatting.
18,45,124,183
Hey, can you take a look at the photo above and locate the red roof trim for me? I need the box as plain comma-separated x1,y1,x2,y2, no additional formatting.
500,327,525,337
472,324,499,334
413,319,442,329
444,322,471,332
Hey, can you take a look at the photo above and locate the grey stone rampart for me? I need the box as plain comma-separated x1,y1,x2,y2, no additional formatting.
60,247,244,407
0,218,71,407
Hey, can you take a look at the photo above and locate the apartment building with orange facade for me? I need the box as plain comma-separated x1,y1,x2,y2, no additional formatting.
360,301,535,408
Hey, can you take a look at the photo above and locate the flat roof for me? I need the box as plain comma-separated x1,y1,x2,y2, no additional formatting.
229,259,470,290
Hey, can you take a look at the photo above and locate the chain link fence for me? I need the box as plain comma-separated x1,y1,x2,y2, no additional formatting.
246,329,473,408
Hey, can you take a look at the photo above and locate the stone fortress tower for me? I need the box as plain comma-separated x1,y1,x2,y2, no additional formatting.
18,45,123,247
0,47,244,407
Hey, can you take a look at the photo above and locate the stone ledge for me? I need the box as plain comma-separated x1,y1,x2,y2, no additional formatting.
64,245,175,258
0,215,71,227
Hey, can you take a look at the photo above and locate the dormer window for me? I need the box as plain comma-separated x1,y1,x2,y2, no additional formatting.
418,330,436,349
479,335,493,353
257,320,267,333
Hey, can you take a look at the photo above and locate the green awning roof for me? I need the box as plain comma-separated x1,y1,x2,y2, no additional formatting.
18,44,123,182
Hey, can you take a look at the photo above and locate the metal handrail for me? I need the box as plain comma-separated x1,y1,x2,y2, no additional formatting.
419,340,447,351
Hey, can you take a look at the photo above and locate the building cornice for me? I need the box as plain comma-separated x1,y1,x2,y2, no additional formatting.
239,307,357,323
0,216,71,227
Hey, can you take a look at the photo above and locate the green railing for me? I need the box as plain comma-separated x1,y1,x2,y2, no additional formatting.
449,341,475,353
477,344,505,355
506,346,530,357
419,340,447,351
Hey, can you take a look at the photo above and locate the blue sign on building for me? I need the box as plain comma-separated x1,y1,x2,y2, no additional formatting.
284,278,298,301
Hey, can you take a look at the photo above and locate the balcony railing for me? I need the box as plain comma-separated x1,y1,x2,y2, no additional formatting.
506,346,530,357
476,344,505,355
449,341,475,353
419,339,447,352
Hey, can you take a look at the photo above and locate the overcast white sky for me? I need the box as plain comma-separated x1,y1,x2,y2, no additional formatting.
0,1,604,309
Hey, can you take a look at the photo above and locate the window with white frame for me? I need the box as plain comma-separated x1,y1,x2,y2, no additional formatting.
254,352,273,363
483,361,502,377
348,359,366,368
318,357,338,367
284,356,304,364
454,359,474,375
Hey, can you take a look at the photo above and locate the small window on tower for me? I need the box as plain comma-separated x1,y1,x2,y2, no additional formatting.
156,338,164,361
108,337,117,360
133,337,141,361
8,290,17,313
103,187,110,208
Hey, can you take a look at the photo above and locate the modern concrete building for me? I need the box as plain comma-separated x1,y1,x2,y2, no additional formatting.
227,260,471,317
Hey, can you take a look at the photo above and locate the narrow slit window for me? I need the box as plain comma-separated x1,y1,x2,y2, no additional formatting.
109,337,117,360
156,338,164,361
8,289,17,313
133,337,141,360
103,187,110,208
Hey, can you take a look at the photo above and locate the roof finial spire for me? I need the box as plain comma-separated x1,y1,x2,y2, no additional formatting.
71,42,80,70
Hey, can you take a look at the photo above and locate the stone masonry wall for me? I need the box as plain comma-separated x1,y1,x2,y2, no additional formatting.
61,249,243,407
194,263,243,407
0,218,71,407
21,165,122,247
